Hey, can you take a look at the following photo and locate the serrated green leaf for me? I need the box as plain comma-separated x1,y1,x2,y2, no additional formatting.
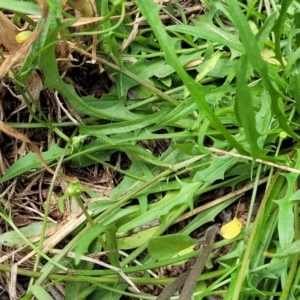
168,21,244,54
273,150,300,249
181,196,240,235
118,182,202,232
152,97,197,130
193,155,239,183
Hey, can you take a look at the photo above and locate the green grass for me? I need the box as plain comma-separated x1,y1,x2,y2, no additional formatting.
0,0,300,299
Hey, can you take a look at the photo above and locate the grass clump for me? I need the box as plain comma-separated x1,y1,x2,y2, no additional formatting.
0,0,300,299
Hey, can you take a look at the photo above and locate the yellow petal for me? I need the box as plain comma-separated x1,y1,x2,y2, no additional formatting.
220,217,242,239
16,31,33,44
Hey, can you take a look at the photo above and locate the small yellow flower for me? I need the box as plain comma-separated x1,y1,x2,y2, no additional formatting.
220,217,243,239
15,31,33,44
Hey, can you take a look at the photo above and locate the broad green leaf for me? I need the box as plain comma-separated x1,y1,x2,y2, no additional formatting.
105,225,120,267
148,234,195,261
81,95,139,120
117,226,159,250
0,142,67,183
196,52,223,82
255,14,277,49
114,60,154,98
287,61,300,116
31,285,54,300
152,52,204,78
0,1,40,14
255,89,273,149
217,240,246,261
73,224,106,264
174,140,199,156
205,83,235,107
88,284,127,300
201,58,233,79
73,224,119,267
284,48,300,77
121,145,169,167
0,222,55,247
65,260,92,300
274,240,300,257
110,159,147,200
17,4,66,80
289,189,300,201
71,148,113,168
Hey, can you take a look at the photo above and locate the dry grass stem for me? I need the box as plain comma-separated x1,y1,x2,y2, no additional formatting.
206,147,300,174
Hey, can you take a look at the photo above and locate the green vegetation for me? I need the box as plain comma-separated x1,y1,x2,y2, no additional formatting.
0,0,300,299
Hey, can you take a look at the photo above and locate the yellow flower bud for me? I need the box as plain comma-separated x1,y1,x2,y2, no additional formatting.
15,31,33,44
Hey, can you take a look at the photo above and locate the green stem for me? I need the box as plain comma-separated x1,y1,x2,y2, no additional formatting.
30,129,77,287
230,171,282,299
279,201,300,300
0,261,226,282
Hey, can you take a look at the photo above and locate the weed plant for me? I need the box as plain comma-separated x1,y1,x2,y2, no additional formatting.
0,0,300,299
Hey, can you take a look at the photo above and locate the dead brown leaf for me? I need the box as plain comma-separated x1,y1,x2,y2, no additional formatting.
0,0,50,79
0,120,56,176
0,26,45,80
0,11,19,52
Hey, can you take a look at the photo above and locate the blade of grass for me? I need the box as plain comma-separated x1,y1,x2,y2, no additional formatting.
0,0,41,15
224,171,282,299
